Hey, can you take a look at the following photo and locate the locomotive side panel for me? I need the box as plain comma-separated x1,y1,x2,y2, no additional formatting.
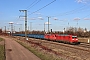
56,35,71,43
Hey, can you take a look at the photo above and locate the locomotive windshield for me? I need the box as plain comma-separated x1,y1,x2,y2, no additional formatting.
72,36,77,38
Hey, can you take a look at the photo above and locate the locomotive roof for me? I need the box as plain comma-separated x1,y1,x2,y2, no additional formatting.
72,36,77,37
45,34,77,37
58,34,70,36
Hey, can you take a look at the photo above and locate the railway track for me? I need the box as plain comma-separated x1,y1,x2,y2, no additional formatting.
76,42,90,48
15,37,90,60
27,38,90,52
15,36,90,52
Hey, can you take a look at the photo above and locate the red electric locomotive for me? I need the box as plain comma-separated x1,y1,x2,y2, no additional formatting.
44,34,78,44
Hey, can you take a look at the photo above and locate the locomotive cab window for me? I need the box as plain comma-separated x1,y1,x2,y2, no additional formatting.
72,36,77,38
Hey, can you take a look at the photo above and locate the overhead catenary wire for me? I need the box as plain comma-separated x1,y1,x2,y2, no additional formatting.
26,0,38,9
26,0,88,20
53,4,90,17
19,0,40,22
28,0,56,16
26,0,90,22
26,0,41,10
81,13,90,20
28,0,90,21
49,3,90,21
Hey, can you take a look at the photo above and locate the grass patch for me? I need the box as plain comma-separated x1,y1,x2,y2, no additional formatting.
0,38,5,60
16,40,62,60
0,45,5,60
0,38,3,42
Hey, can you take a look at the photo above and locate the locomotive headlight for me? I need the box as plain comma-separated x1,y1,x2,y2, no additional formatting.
76,39,78,40
72,39,74,40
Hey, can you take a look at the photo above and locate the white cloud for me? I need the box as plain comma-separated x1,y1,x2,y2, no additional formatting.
76,0,83,3
9,22,14,24
38,17,44,20
53,17,58,20
29,18,36,20
16,23,22,25
84,18,90,20
45,22,51,25
19,17,25,20
76,0,90,3
74,17,80,21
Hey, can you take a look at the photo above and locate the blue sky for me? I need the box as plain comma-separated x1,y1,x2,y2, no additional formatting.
0,0,90,32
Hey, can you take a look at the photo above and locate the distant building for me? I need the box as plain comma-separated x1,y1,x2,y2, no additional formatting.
0,29,2,34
